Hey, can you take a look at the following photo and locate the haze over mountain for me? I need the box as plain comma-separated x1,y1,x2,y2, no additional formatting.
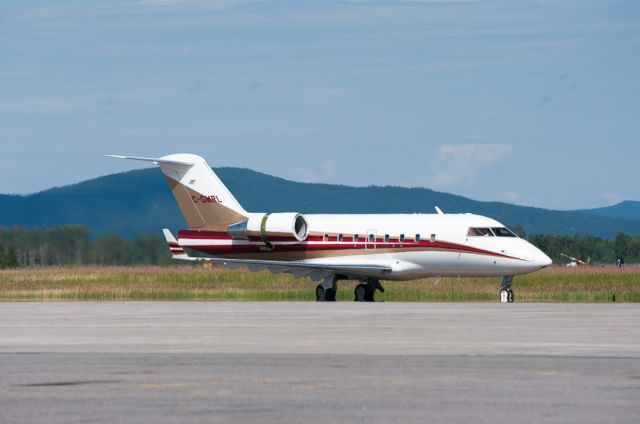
1,168,639,239
574,201,640,221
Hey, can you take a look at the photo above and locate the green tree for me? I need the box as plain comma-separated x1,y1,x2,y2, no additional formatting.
614,232,631,260
510,225,526,238
93,234,128,265
4,246,20,268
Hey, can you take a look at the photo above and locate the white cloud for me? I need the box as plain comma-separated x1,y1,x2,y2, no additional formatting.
427,144,512,189
344,0,478,3
20,0,261,21
294,160,338,184
465,132,491,141
132,0,260,12
0,98,79,112
402,0,479,2
496,190,520,203
601,191,627,205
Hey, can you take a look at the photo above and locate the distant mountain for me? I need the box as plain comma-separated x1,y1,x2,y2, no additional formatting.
575,201,640,220
2,167,640,239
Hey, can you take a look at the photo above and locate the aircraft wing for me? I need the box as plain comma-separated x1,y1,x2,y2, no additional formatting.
162,229,392,281
196,256,393,281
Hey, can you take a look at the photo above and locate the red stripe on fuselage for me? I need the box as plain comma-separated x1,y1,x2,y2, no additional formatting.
177,233,523,261
178,230,232,240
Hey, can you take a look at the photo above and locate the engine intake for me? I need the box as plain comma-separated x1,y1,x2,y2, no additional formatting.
227,212,308,244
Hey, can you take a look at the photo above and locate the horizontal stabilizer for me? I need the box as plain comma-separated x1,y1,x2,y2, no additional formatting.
106,155,195,166
162,228,195,261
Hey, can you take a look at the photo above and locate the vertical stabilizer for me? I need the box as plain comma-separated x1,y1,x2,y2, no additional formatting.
108,154,248,230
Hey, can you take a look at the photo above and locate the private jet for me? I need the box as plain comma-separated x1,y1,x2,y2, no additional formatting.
109,153,552,303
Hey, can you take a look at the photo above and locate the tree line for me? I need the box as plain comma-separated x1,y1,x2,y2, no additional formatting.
0,224,639,268
0,225,172,267
504,226,638,265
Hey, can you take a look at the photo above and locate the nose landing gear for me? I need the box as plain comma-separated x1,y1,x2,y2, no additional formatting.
500,275,514,303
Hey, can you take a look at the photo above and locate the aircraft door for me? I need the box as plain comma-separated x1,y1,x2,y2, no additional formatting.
365,230,377,250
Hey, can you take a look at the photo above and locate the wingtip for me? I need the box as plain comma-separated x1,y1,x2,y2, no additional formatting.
162,228,178,244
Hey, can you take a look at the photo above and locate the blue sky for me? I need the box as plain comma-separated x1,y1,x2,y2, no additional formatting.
1,0,638,210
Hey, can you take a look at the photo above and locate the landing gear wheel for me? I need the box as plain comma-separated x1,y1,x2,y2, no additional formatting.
500,288,514,303
326,289,336,301
354,284,375,302
354,284,367,302
500,289,509,303
364,285,375,302
316,285,326,302
316,285,336,302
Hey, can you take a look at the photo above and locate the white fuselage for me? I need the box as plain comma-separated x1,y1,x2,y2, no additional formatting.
178,212,553,280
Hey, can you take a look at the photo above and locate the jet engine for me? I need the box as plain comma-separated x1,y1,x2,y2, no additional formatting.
227,212,308,244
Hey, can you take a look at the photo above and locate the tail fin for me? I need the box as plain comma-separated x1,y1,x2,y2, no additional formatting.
108,154,248,230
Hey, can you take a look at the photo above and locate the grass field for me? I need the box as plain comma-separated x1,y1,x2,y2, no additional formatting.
1,265,639,302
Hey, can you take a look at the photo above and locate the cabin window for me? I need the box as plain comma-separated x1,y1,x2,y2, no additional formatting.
467,227,494,237
338,234,343,242
354,234,359,242
384,234,389,242
415,234,420,242
492,227,517,237
399,234,405,243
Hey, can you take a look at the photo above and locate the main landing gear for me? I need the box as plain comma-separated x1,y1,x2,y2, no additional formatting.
354,280,385,302
315,275,384,302
315,283,336,302
500,275,514,303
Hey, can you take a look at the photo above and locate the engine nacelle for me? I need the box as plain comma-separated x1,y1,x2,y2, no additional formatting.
227,212,308,244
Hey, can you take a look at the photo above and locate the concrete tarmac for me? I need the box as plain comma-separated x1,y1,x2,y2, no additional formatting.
1,302,639,423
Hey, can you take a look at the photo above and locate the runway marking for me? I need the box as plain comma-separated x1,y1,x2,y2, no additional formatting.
515,370,577,377
131,382,193,389
15,380,119,387
353,374,410,385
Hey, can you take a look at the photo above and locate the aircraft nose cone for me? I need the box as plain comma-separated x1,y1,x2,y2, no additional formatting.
536,251,553,267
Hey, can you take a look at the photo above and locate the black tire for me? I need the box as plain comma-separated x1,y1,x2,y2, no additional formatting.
316,285,326,302
325,288,337,302
507,289,514,303
354,284,367,302
364,285,375,302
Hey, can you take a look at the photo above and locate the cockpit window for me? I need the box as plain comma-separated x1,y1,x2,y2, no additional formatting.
467,227,494,237
492,227,517,237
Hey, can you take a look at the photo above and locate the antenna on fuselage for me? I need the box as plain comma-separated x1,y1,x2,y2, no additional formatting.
434,206,444,215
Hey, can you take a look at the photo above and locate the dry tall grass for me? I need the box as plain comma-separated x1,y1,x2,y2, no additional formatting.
0,264,639,302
